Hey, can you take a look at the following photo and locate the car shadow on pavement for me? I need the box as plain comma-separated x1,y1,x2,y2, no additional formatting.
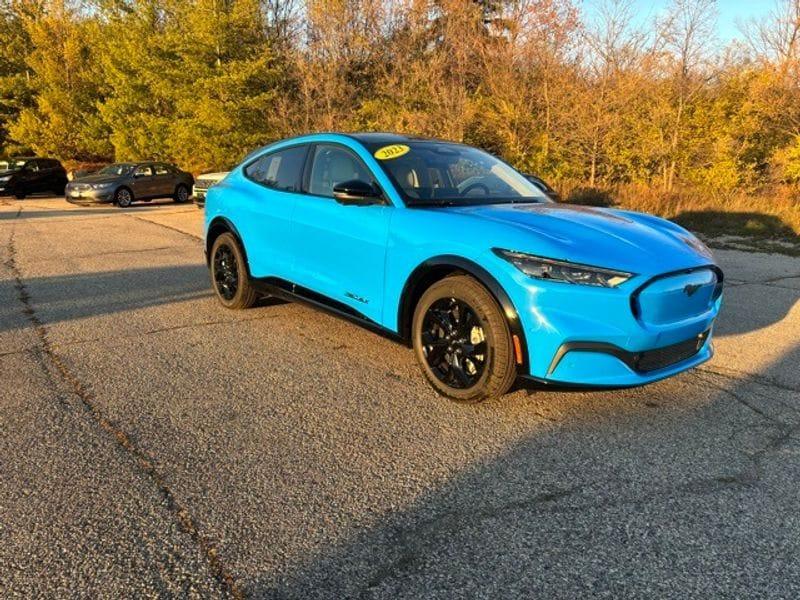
247,336,800,598
0,264,211,333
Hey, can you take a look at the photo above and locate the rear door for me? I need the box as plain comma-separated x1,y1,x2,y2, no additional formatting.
154,163,177,197
235,144,309,279
289,143,391,323
42,159,65,193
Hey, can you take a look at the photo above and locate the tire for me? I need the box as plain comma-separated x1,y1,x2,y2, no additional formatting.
115,187,133,208
412,274,516,402
210,232,257,310
14,189,25,200
174,184,190,203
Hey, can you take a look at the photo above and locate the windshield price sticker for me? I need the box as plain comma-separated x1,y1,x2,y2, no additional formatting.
374,144,410,160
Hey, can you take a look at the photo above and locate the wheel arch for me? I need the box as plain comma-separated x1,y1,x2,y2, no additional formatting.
397,255,529,374
205,217,251,276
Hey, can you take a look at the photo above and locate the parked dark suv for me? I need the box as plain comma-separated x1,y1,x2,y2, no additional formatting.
66,162,194,208
0,157,68,198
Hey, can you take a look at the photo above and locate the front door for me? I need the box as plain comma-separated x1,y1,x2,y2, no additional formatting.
131,164,157,198
20,160,44,193
290,143,391,323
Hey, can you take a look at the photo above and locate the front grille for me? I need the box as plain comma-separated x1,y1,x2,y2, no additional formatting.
635,331,709,372
632,267,720,326
194,179,214,191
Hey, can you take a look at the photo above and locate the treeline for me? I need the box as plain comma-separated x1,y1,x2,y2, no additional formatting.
1,0,799,195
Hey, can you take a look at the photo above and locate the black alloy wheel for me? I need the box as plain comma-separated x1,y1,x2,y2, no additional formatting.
412,274,517,402
421,297,487,389
209,232,258,309
213,244,238,301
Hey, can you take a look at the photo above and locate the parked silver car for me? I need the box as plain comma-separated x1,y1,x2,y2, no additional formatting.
193,171,229,208
66,162,194,208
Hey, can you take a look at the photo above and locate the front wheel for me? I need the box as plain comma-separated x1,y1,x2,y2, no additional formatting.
115,187,133,208
210,233,257,309
412,274,517,402
174,184,190,203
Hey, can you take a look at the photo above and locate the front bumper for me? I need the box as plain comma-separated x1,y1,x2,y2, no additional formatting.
498,258,722,387
65,187,114,204
540,330,714,387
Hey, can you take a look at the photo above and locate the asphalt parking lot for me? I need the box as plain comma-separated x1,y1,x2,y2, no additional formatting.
2,196,800,598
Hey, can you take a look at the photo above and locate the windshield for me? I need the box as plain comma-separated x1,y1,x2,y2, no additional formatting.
0,159,28,171
366,142,550,206
98,163,134,176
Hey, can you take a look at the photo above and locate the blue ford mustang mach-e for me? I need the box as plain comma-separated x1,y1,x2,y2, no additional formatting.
204,133,722,401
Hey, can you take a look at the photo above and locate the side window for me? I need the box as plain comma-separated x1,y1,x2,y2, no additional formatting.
26,161,40,172
154,164,170,175
245,145,307,192
308,145,374,198
134,165,154,177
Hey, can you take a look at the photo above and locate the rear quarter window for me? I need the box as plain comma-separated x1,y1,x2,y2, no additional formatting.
245,145,308,193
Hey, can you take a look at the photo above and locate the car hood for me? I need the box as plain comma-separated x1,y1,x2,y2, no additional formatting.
198,172,229,180
0,169,19,178
71,174,122,184
441,202,714,274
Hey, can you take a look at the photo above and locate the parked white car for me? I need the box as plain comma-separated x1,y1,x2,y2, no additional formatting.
193,172,229,207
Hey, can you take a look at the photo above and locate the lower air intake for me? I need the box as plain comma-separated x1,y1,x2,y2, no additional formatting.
635,331,709,372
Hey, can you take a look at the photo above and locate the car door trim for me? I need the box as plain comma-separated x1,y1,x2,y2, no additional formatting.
250,276,403,343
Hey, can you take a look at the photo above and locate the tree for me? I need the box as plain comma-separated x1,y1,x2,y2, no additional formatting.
7,0,110,160
0,1,36,153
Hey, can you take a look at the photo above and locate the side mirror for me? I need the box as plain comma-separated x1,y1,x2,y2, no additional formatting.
332,179,382,206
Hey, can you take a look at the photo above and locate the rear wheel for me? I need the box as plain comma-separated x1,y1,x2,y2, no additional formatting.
210,232,257,309
115,187,133,208
174,184,190,203
412,274,517,402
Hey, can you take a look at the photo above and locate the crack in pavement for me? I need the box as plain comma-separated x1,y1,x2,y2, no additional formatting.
692,370,783,424
3,210,243,599
128,214,202,241
698,365,800,395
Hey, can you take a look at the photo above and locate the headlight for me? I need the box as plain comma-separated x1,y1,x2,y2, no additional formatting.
493,249,634,288
91,182,113,189
0,176,11,182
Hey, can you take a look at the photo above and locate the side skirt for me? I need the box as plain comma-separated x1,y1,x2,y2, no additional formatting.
250,277,406,345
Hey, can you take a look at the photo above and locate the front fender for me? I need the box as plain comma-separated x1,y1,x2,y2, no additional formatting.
394,253,531,374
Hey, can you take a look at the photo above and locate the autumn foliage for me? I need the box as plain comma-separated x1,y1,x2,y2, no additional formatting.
1,0,799,235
